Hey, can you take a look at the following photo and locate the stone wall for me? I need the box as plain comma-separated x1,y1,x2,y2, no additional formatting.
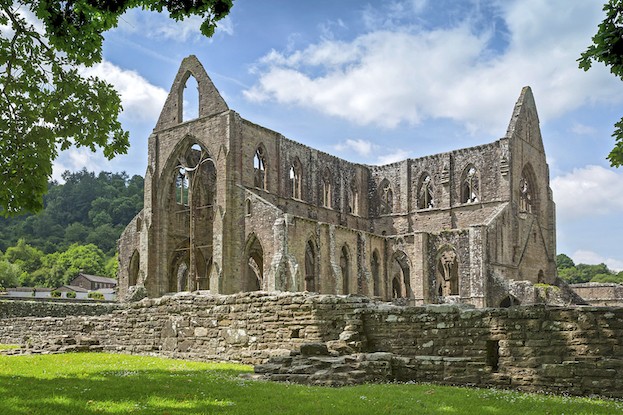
1,293,622,397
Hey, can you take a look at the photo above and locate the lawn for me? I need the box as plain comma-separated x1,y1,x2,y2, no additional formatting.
0,353,620,415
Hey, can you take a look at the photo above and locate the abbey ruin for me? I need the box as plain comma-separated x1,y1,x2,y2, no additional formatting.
117,55,557,307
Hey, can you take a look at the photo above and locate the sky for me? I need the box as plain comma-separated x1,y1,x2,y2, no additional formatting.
49,0,623,271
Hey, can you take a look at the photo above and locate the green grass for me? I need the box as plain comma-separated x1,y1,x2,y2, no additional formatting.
0,344,19,350
0,353,620,415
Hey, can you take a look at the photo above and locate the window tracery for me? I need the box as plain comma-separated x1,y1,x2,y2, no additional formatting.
461,166,480,204
418,174,434,209
254,146,267,189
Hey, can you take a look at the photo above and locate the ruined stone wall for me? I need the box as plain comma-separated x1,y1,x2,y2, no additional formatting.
2,294,622,397
571,283,623,307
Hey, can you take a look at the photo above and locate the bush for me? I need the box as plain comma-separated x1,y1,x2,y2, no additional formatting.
88,291,104,300
66,291,76,299
50,290,61,298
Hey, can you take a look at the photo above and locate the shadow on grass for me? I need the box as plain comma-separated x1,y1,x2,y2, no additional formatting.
0,354,621,415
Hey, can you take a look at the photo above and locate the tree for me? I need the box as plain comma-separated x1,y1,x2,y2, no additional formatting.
0,0,233,215
56,243,106,284
556,253,575,269
0,259,22,288
578,0,623,166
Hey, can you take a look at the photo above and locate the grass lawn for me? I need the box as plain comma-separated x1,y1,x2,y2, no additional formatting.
0,353,620,415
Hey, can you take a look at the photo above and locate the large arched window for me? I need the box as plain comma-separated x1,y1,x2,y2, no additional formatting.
179,73,199,122
305,240,317,292
379,179,393,214
418,173,434,209
340,245,350,294
321,168,332,208
254,145,267,190
461,165,480,204
519,164,537,213
289,158,302,199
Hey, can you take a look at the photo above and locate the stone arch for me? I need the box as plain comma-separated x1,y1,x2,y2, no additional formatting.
305,239,318,292
500,295,521,308
179,72,199,122
348,179,359,215
340,244,351,294
418,172,434,209
461,164,480,204
169,245,190,292
537,269,544,283
378,179,393,214
289,157,303,199
245,198,252,216
128,250,140,287
371,249,381,297
436,246,459,297
519,163,538,213
321,168,332,208
390,250,411,298
244,233,264,291
254,144,267,190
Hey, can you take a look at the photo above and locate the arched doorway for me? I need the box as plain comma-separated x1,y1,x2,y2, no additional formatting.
391,251,410,298
245,234,264,291
128,250,140,286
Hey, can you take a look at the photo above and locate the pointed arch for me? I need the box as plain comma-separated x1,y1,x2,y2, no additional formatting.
519,163,538,213
254,144,267,190
179,73,199,122
244,233,264,291
340,245,351,294
305,239,318,292
289,157,303,199
348,179,359,215
321,168,332,208
436,246,459,297
390,251,410,298
128,250,140,287
378,179,393,214
371,249,381,297
418,173,434,209
461,164,480,204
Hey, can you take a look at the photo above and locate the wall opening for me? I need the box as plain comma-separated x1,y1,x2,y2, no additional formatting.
181,74,199,122
289,158,302,199
486,340,500,372
128,250,140,286
436,247,459,297
305,240,317,292
418,173,434,209
340,245,350,294
245,234,263,291
371,250,380,297
254,145,267,190
391,251,410,298
461,165,480,204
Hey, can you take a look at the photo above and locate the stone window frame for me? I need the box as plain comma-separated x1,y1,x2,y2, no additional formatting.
519,163,538,213
348,179,359,216
417,173,435,209
340,244,351,294
321,168,332,209
461,164,480,204
378,178,393,215
289,157,303,200
253,144,267,190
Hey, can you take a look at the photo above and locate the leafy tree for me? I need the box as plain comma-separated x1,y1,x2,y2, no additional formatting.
556,253,575,269
591,272,623,283
578,0,623,166
104,254,119,279
4,239,44,274
56,243,106,284
0,260,22,288
0,0,233,215
558,267,587,284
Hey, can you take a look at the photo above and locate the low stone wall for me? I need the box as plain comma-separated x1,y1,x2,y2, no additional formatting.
571,283,623,306
0,299,120,318
1,293,622,397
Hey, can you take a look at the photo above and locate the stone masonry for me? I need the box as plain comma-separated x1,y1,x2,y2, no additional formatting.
117,55,558,309
2,293,623,397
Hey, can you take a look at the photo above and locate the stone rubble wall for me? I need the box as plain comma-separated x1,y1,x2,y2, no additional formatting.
1,293,623,397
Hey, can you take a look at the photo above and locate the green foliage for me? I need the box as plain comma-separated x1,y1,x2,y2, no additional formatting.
57,243,106,285
0,353,621,415
88,291,104,300
578,0,623,166
4,239,44,274
50,290,61,298
66,291,76,299
557,253,622,284
0,259,21,288
0,0,233,215
556,253,575,269
591,272,623,283
104,254,119,279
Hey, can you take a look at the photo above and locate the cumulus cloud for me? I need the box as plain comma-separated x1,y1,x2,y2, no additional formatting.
334,139,375,156
244,0,622,135
551,165,623,218
51,148,106,183
80,61,167,122
377,149,410,165
572,250,623,273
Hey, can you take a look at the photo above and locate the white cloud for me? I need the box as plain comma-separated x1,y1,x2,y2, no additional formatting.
570,122,597,136
551,165,623,218
52,148,106,183
334,139,375,156
377,149,410,165
80,61,167,122
245,0,622,135
572,250,623,273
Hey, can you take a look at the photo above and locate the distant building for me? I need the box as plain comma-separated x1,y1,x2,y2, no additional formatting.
70,274,117,291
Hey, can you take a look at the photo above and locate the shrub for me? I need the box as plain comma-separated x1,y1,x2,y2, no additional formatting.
50,290,61,298
88,291,105,301
66,291,76,299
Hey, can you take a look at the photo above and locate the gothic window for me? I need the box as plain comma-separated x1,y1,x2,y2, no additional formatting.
180,73,199,122
340,245,350,294
379,179,393,214
175,167,189,206
461,165,480,204
289,158,302,199
348,180,359,215
418,174,434,209
321,169,332,208
371,250,380,297
436,248,458,296
519,164,537,213
245,234,263,291
254,146,267,190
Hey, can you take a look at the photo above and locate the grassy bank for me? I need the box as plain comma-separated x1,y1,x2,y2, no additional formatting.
0,353,620,415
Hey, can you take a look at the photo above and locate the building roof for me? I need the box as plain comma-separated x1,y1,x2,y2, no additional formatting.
72,273,118,285
57,285,89,293
8,287,53,292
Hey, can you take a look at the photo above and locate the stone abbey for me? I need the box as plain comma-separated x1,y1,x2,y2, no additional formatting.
117,55,557,307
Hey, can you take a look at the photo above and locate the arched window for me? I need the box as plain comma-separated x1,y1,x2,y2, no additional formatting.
305,240,317,292
519,164,537,213
418,174,434,209
245,199,252,216
180,73,199,122
436,247,459,296
371,250,380,297
254,146,267,190
175,167,189,206
245,234,263,291
128,250,140,286
340,245,350,294
289,158,302,199
379,179,393,214
391,251,410,299
321,169,332,208
461,165,480,204
348,180,359,215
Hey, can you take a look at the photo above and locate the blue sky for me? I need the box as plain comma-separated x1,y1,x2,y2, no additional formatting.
49,0,623,270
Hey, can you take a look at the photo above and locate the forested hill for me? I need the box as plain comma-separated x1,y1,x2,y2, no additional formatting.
0,170,143,288
0,169,143,255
